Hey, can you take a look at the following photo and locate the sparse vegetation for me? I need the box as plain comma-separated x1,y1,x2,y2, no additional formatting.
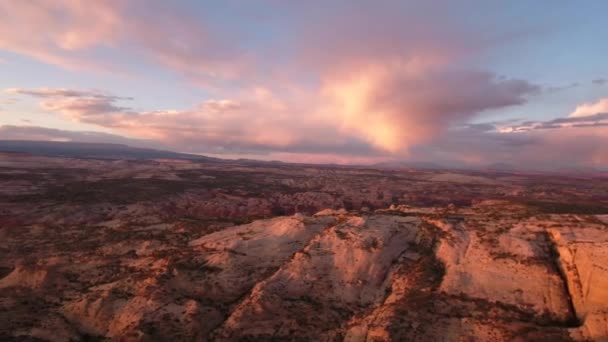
1,154,607,340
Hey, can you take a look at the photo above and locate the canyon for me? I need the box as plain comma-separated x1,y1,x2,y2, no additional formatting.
1,153,607,341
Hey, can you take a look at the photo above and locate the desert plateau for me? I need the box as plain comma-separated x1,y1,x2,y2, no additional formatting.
1,150,607,341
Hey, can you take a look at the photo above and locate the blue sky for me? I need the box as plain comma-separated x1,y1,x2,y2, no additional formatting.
0,1,607,169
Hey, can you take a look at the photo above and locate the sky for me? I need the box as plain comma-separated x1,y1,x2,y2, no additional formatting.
0,0,607,169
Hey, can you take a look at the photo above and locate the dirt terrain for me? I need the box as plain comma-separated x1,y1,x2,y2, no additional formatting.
1,153,608,341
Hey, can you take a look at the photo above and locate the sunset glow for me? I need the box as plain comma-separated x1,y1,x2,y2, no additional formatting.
1,0,607,169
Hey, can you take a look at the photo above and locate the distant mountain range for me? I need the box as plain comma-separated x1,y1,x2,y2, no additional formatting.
0,140,605,176
0,140,221,161
371,160,445,170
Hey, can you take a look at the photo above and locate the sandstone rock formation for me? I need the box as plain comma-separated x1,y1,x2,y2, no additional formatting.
549,223,608,341
2,201,607,341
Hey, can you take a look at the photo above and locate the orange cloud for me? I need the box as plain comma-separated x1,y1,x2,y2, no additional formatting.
7,87,362,154
7,73,538,158
319,64,538,154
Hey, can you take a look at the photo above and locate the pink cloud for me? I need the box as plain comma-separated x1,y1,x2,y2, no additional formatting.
3,2,603,168
9,78,538,158
2,86,607,169
4,88,130,101
320,66,537,153
7,87,366,154
4,120,606,170
413,117,608,170
0,1,247,78
493,126,608,169
0,1,122,71
250,2,539,155
570,98,608,118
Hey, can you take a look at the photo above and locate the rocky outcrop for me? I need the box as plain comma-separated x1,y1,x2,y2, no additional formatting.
434,218,573,325
548,223,608,341
1,204,608,341
213,215,421,340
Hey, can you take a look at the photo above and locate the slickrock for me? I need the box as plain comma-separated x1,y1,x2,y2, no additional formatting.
2,155,608,340
2,205,608,340
434,218,574,325
213,215,421,340
548,224,608,341
188,214,336,304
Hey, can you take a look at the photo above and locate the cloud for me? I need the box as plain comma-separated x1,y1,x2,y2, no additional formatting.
321,66,538,153
3,2,602,168
570,98,608,118
496,112,608,133
7,87,385,156
0,0,247,79
545,82,579,93
4,85,607,169
0,125,154,146
4,118,605,170
463,123,498,133
406,123,608,170
10,76,538,157
402,100,608,170
0,124,389,165
0,1,540,89
5,87,132,127
592,79,607,85
0,1,121,71
40,97,128,123
0,1,541,153
5,88,130,100
255,2,539,154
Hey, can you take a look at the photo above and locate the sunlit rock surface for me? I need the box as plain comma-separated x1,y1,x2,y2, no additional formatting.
2,203,608,340
549,223,608,341
1,154,608,340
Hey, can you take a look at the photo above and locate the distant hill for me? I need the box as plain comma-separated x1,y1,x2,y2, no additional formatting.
0,140,222,161
372,160,444,170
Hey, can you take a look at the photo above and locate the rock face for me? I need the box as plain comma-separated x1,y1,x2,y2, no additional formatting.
549,223,608,341
434,218,573,325
214,215,421,340
1,203,608,341
188,215,336,307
